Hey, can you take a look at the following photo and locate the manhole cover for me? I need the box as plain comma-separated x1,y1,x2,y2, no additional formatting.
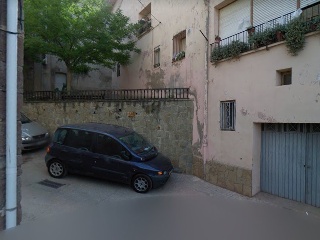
38,179,65,189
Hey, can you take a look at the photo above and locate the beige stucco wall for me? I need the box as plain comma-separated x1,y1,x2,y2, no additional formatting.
112,0,208,158
111,0,320,197
208,28,320,195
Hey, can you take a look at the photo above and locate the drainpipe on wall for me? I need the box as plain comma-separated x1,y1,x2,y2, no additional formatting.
203,0,210,175
6,0,18,229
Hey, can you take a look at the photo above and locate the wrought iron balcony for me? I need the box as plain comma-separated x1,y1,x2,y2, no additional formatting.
210,1,320,63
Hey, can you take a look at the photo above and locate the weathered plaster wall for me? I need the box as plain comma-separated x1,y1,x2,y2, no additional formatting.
112,0,208,171
23,100,194,173
24,55,113,91
0,0,23,229
208,0,320,196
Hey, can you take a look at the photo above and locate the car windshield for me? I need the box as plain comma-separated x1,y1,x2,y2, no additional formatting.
21,113,32,124
119,132,153,154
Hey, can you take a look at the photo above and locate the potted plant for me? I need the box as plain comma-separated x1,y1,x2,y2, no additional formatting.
246,26,255,36
308,16,320,32
285,18,307,56
211,40,249,65
274,24,286,42
215,35,221,44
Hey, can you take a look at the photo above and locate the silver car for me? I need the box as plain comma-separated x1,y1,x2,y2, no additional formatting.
21,113,50,151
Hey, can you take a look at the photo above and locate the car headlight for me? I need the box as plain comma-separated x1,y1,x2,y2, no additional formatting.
45,132,49,137
22,136,32,142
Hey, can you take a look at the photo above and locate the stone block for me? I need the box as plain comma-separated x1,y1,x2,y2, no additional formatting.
227,170,237,183
217,179,227,189
243,185,252,197
234,183,243,194
226,180,235,191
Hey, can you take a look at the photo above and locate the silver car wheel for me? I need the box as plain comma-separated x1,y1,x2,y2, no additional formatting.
134,176,149,192
49,162,64,177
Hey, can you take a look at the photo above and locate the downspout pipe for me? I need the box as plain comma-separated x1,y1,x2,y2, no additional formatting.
203,0,210,174
6,0,18,229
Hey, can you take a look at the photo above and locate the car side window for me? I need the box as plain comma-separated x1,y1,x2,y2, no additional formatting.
64,129,93,151
95,134,130,160
53,129,68,144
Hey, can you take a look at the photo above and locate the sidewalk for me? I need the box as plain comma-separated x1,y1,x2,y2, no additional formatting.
19,148,320,222
1,148,319,240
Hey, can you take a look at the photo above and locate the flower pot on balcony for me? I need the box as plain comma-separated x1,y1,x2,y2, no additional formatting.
215,36,221,43
276,30,284,41
246,26,255,36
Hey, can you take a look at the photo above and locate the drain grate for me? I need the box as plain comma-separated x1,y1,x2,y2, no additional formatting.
38,179,65,189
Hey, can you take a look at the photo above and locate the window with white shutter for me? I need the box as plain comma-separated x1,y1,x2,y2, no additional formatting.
253,0,297,26
301,0,319,8
219,0,250,39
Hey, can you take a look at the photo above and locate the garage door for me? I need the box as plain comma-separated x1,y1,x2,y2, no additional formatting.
261,123,320,207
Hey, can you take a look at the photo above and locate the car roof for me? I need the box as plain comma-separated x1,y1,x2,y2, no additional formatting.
58,123,135,138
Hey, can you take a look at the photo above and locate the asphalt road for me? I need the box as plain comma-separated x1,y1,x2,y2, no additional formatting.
1,149,320,240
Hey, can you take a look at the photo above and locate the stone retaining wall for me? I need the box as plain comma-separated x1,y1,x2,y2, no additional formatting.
205,161,252,197
23,100,194,173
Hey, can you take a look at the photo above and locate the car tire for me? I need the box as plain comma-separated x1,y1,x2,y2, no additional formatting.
48,159,67,178
132,174,152,193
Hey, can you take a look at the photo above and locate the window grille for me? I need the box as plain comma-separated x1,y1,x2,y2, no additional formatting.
220,101,236,131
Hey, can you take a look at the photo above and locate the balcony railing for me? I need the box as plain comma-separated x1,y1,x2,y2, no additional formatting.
23,88,190,102
210,1,320,63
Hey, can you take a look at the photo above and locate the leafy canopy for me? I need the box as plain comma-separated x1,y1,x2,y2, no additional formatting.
24,0,140,73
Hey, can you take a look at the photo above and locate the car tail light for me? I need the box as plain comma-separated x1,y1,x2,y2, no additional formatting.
46,146,50,153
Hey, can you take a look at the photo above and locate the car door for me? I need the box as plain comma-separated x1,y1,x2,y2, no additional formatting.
92,134,132,182
59,129,95,175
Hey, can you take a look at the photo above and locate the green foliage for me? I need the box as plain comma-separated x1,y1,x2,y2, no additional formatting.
248,27,277,49
137,19,152,36
285,18,307,56
172,51,185,62
211,40,249,64
24,0,140,75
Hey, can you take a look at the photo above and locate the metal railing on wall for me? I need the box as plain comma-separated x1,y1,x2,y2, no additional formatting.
23,88,190,102
210,1,320,62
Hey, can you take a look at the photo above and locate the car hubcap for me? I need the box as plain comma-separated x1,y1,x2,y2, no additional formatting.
50,162,63,177
134,177,148,192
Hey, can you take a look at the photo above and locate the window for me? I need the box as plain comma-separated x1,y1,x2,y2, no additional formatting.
220,101,236,131
219,0,250,39
172,30,186,62
154,46,160,68
94,134,129,159
277,68,292,85
64,129,93,151
138,3,152,35
117,63,120,77
53,128,68,144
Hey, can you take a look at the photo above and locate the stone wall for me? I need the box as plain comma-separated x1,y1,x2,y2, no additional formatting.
23,100,194,173
0,0,23,230
205,160,252,197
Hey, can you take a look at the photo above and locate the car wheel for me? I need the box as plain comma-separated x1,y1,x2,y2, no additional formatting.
132,174,152,193
48,159,67,178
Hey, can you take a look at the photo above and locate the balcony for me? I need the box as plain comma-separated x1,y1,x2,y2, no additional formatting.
137,18,152,36
211,2,320,64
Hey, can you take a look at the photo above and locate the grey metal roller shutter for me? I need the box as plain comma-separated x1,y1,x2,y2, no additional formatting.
219,0,250,39
253,0,297,26
301,0,318,8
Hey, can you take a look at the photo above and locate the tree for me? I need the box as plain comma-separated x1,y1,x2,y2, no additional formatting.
24,0,140,91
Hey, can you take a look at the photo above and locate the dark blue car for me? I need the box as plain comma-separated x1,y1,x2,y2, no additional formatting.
45,123,173,193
